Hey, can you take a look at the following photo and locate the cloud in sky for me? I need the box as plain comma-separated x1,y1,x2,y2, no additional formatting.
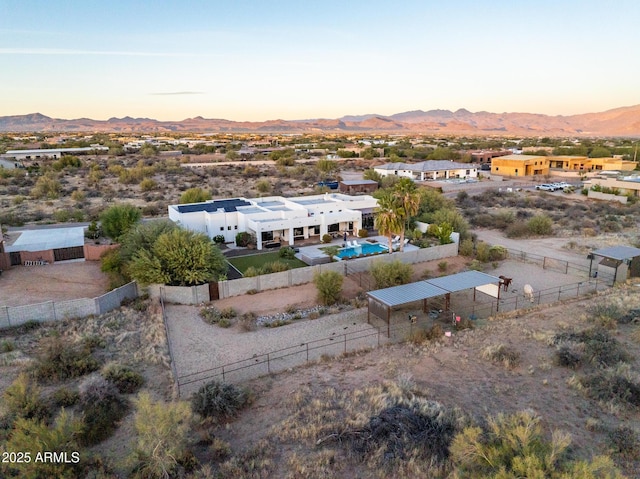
151,92,205,96
0,48,207,57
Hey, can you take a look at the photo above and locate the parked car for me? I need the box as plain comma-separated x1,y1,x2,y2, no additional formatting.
535,184,557,191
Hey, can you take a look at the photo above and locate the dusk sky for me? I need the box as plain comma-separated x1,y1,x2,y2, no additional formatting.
2,0,640,121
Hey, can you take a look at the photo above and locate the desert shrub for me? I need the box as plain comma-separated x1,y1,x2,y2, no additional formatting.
438,261,448,272
262,261,290,274
219,307,237,319
0,339,15,352
357,229,369,238
475,241,490,262
314,270,343,305
179,187,211,204
409,323,445,344
450,410,622,478
279,246,296,259
78,375,128,445
265,319,290,328
587,303,625,325
482,344,521,369
528,214,553,235
129,392,194,479
30,174,61,199
608,426,640,459
191,381,250,419
0,410,84,479
139,178,157,191
99,203,142,241
459,238,474,257
321,233,332,244
102,362,145,394
213,234,225,244
52,387,80,408
200,306,221,324
218,318,232,328
238,312,257,332
370,260,412,289
31,336,100,383
555,342,584,369
235,231,253,247
553,328,629,367
243,266,260,277
3,374,50,421
505,221,530,238
455,318,474,331
247,289,258,295
487,245,508,261
577,365,640,408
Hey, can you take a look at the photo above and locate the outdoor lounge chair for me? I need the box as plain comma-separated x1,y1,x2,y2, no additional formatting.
353,240,360,247
392,235,400,243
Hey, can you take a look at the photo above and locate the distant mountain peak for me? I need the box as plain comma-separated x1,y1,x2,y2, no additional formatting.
0,105,639,135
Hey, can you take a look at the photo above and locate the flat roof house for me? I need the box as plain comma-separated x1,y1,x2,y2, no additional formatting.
373,161,477,181
168,193,379,250
491,155,550,177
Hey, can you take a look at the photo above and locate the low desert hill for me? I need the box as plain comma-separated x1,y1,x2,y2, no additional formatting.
2,104,640,135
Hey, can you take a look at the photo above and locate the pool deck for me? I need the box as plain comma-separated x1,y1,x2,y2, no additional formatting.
296,235,419,264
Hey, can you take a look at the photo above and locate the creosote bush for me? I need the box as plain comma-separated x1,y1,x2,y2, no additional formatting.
78,375,128,445
313,270,343,305
31,336,100,383
3,373,50,421
102,362,145,394
129,392,194,479
370,260,412,289
191,381,250,419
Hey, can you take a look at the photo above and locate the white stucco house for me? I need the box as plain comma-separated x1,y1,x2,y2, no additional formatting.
374,160,477,181
168,193,379,250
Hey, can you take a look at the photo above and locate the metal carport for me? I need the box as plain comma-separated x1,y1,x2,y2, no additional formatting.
367,271,502,337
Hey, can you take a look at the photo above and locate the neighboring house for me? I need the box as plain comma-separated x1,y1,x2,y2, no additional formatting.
0,158,21,169
586,174,640,197
3,146,109,162
491,155,550,176
338,179,379,195
374,160,478,181
168,193,379,250
548,156,636,171
469,150,511,164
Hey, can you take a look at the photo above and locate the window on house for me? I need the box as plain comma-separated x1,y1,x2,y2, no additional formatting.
220,227,224,231
234,225,238,229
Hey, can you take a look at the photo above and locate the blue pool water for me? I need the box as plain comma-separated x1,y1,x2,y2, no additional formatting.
336,242,388,259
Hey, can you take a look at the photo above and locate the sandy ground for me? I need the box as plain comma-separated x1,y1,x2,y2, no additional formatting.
0,261,110,307
221,289,640,477
164,254,596,397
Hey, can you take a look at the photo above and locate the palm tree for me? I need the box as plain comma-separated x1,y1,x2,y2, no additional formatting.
374,191,403,254
394,178,421,251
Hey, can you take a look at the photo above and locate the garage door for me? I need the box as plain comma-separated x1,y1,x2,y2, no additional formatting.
53,246,85,262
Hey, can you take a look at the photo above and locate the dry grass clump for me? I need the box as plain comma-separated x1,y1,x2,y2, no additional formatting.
408,324,444,344
200,306,237,328
481,344,521,369
101,362,144,394
608,425,640,460
30,335,100,383
78,374,128,445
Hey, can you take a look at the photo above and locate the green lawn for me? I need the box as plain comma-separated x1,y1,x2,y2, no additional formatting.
228,251,308,274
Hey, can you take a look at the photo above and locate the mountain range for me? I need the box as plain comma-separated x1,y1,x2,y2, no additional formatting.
1,105,640,136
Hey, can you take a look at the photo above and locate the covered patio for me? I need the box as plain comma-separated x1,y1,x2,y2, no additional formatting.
366,270,502,337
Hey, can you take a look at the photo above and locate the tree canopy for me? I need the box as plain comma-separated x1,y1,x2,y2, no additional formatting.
99,204,142,241
179,187,212,204
127,228,226,286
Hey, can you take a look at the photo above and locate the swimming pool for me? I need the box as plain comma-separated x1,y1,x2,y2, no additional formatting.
336,242,388,259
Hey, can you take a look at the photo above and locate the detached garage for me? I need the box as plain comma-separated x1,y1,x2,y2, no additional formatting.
3,227,85,266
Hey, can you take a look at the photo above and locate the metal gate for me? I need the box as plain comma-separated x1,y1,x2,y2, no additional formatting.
53,246,85,262
208,281,219,300
10,252,21,266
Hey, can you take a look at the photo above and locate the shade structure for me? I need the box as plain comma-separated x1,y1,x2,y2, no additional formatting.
424,270,502,293
367,281,448,307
